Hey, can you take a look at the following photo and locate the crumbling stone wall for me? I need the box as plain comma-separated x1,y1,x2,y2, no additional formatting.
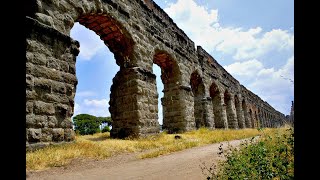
26,0,286,149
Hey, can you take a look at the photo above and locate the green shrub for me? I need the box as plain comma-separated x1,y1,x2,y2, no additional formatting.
101,126,110,133
201,128,294,179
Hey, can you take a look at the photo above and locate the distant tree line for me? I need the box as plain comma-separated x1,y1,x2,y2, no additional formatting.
72,114,113,135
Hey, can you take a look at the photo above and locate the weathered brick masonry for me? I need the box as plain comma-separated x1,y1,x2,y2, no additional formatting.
26,0,286,150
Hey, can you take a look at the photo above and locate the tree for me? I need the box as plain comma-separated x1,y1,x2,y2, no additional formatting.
101,126,111,132
73,114,101,135
96,116,112,127
73,114,113,135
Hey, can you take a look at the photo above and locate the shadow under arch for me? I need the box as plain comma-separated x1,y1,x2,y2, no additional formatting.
190,71,205,129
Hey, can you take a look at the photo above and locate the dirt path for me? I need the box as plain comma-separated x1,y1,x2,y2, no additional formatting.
26,138,250,180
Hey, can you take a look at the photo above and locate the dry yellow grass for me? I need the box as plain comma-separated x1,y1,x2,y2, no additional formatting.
27,128,275,171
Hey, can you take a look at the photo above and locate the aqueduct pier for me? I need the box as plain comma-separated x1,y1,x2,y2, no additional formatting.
26,0,287,149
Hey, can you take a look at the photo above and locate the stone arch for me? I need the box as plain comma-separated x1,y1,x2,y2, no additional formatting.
70,14,144,139
26,1,162,144
153,50,181,85
235,95,245,128
76,15,135,67
153,50,183,133
190,71,206,129
242,99,251,128
224,90,238,129
210,82,227,128
26,0,286,149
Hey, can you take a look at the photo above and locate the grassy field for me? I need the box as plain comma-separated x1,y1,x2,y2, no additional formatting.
26,128,277,171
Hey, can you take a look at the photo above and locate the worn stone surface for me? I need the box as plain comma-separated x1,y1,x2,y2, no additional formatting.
26,0,287,149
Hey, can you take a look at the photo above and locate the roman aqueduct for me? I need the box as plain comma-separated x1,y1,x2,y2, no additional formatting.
26,0,286,149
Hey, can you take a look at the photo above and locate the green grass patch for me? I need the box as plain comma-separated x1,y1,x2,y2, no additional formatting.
201,127,294,179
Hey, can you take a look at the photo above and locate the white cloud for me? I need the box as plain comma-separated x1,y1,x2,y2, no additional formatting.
233,29,294,60
164,0,294,61
73,99,110,117
73,103,81,117
248,56,294,114
76,91,96,97
84,99,108,108
224,59,263,77
164,0,294,115
224,56,293,115
70,23,105,60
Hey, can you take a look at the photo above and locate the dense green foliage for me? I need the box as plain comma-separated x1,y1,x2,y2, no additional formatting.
201,128,294,180
73,114,112,135
101,126,111,132
96,116,112,127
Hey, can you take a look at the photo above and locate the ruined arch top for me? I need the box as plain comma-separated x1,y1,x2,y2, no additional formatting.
26,0,287,150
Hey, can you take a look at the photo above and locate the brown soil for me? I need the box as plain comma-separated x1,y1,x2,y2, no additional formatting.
26,138,249,180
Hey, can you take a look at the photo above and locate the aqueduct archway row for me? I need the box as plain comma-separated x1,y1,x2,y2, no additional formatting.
26,0,286,149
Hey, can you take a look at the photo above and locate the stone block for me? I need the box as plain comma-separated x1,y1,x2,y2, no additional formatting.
48,116,58,128
52,128,64,141
34,101,55,115
64,129,75,141
27,128,42,142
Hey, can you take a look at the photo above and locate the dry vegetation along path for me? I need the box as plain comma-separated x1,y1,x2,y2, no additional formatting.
26,138,247,180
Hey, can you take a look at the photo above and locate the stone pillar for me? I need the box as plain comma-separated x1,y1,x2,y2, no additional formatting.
180,86,197,132
259,113,264,128
26,17,78,150
221,104,229,129
249,110,255,128
212,93,228,129
110,67,160,138
225,96,238,129
246,111,252,128
242,102,251,128
161,85,195,133
202,97,215,129
261,114,265,128
194,95,205,129
255,113,260,128
251,112,255,128
235,100,245,129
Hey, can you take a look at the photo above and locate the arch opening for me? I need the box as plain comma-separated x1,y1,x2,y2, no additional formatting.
70,22,118,135
71,14,137,139
153,51,181,132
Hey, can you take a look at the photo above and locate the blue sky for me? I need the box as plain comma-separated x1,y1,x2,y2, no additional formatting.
70,0,294,124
